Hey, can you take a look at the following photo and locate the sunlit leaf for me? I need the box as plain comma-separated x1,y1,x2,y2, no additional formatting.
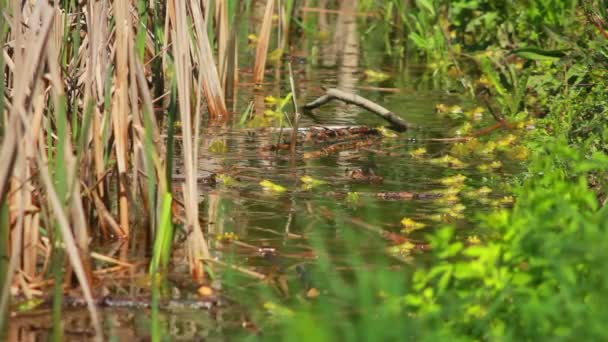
264,301,294,317
410,147,427,159
264,96,280,105
429,155,467,168
260,180,287,193
300,175,327,190
209,139,228,153
346,191,360,204
216,232,239,242
16,298,44,312
377,126,398,138
439,174,467,186
387,241,416,256
216,174,238,187
401,217,427,233
268,48,284,62
364,69,390,82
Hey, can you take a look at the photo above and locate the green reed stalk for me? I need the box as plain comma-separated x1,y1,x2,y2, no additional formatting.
70,7,82,142
50,96,69,342
152,0,166,125
165,82,177,187
141,93,159,234
136,0,149,60
150,193,174,274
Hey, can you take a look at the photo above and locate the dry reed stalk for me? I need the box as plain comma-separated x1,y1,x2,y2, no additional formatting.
169,0,210,279
217,0,229,87
224,9,239,106
253,0,275,85
81,2,108,238
47,4,97,288
0,3,102,339
112,0,132,236
37,151,103,341
189,0,228,118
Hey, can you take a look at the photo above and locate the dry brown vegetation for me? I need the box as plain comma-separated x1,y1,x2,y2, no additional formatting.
0,0,254,337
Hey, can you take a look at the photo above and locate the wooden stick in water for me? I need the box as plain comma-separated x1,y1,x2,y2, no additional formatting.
303,88,410,131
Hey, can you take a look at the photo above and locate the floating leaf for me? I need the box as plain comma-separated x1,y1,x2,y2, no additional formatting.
209,139,228,153
439,174,467,186
429,155,467,169
264,301,294,317
432,186,464,197
377,126,398,138
477,160,502,172
387,241,416,256
216,174,238,187
346,192,360,204
364,69,390,82
16,298,44,312
216,232,239,242
435,103,449,114
410,147,427,159
401,217,426,233
300,176,327,190
264,96,280,105
434,194,461,205
268,48,284,62
463,186,493,199
260,180,287,193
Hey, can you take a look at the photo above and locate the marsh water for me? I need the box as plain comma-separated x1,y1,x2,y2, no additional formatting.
7,10,523,341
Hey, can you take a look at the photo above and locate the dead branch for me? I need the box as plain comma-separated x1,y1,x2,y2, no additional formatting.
303,88,411,131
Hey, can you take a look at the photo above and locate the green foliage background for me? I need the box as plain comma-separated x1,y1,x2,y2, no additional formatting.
250,0,608,340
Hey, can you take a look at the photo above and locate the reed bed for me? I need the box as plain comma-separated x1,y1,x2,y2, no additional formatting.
0,0,365,338
0,0,255,338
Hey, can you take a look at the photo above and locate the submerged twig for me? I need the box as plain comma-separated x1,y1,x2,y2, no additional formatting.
202,258,266,280
303,88,411,131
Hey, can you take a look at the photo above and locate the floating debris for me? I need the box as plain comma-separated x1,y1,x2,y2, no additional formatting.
348,168,384,183
439,174,467,186
375,191,416,200
260,180,287,193
429,155,467,169
364,69,391,82
300,176,327,190
216,174,238,187
410,147,427,159
477,160,503,172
